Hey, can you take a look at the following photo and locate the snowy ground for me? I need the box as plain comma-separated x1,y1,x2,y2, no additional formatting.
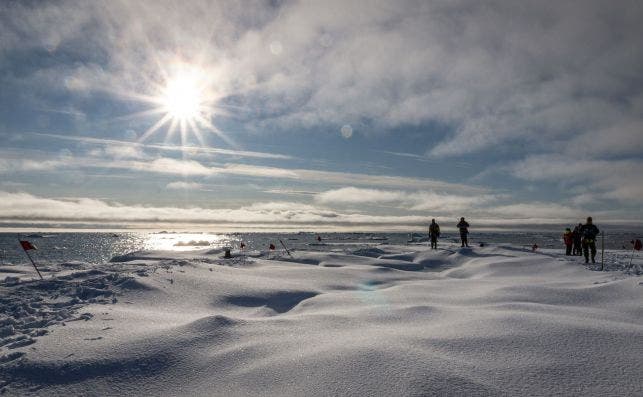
1,243,642,396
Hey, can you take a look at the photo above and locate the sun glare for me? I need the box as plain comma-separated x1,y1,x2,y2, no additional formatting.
162,73,203,120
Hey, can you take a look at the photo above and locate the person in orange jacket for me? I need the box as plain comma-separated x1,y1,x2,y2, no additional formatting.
563,228,573,256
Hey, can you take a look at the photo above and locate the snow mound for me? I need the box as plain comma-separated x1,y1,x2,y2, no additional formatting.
351,247,387,257
224,290,319,315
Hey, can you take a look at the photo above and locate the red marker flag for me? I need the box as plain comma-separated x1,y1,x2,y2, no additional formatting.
20,240,37,251
19,240,43,280
269,243,275,250
240,242,246,249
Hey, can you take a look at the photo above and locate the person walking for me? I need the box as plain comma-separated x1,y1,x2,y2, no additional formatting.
457,217,469,247
572,223,583,256
428,219,440,249
563,228,573,256
580,217,600,264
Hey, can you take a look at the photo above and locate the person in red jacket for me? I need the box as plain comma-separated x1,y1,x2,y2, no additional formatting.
563,228,573,256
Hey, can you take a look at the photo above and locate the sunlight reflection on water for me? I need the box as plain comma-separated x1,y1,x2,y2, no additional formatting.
143,233,235,251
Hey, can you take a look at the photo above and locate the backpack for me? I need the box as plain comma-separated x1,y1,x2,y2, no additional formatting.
582,225,598,241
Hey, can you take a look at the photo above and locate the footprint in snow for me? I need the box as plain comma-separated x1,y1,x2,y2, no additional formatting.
7,338,35,349
0,351,25,364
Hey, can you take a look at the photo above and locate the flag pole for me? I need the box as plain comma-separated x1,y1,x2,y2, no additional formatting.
279,239,292,257
20,241,43,280
629,238,642,269
600,231,604,271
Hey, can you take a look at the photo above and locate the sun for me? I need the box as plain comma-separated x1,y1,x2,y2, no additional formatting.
161,71,203,121
127,62,233,148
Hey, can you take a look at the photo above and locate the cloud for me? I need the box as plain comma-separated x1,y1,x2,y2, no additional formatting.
2,0,642,217
294,169,485,193
220,163,300,179
134,158,213,176
5,1,641,160
232,0,642,161
0,181,30,188
0,1,95,53
166,181,204,190
0,191,431,229
316,187,404,204
511,154,643,203
0,147,485,194
315,187,499,213
564,119,643,157
123,158,301,180
32,133,293,160
407,191,498,212
483,203,583,221
2,191,636,230
263,188,318,196
102,145,146,160
0,151,72,173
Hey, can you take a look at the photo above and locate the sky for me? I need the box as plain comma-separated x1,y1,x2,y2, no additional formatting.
0,0,642,231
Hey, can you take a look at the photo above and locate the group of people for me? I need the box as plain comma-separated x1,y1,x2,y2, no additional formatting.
427,217,470,249
563,217,600,263
429,216,601,265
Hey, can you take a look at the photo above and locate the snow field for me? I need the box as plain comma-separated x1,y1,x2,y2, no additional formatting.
1,243,641,396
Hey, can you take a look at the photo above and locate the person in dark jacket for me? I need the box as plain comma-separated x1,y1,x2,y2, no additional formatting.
563,228,573,256
457,217,469,247
428,219,440,249
580,217,600,264
572,223,583,256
